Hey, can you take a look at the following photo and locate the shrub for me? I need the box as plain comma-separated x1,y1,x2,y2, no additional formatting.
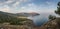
49,15,56,20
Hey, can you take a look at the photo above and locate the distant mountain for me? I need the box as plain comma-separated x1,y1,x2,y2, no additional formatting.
0,11,40,18
0,11,16,17
0,11,25,17
16,12,40,17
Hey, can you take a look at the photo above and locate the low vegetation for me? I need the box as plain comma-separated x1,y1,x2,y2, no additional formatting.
49,15,56,20
0,13,29,25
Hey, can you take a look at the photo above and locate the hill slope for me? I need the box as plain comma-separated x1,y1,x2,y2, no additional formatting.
0,11,34,29
39,17,60,29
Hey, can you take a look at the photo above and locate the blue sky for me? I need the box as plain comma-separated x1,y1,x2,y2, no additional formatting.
0,0,60,13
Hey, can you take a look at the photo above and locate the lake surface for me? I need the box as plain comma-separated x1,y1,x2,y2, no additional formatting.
28,13,55,26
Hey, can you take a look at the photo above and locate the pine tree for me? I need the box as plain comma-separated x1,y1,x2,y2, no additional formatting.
55,2,60,15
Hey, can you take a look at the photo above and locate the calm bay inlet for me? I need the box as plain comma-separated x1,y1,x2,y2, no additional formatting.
28,12,55,26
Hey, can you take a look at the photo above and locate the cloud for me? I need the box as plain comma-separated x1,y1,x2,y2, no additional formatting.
0,0,31,7
20,0,31,2
0,8,10,12
14,0,59,13
0,0,57,13
0,6,10,12
14,3,37,13
0,0,32,13
46,1,52,5
14,2,55,13
13,1,20,7
5,0,14,4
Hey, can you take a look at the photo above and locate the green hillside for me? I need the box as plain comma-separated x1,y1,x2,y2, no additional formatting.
0,11,29,25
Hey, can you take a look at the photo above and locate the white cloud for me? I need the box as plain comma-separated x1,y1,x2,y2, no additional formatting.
0,0,32,13
46,1,51,5
16,3,54,13
46,1,55,6
0,7,10,12
5,0,14,4
16,4,37,13
0,5,10,12
0,0,31,6
0,8,10,12
0,0,56,13
5,0,31,4
20,0,31,2
13,1,20,7
28,3,35,7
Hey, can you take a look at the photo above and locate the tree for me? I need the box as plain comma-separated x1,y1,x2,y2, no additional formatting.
55,2,60,28
55,2,60,15
49,15,56,20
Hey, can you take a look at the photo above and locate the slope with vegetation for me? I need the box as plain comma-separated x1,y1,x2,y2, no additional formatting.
0,11,34,29
0,11,26,25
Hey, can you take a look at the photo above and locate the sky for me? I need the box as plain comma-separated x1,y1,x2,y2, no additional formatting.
0,0,60,13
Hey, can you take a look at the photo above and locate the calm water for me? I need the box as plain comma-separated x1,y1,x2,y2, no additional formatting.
28,13,55,26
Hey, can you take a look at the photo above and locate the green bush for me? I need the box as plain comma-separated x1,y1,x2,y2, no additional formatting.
49,15,56,20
